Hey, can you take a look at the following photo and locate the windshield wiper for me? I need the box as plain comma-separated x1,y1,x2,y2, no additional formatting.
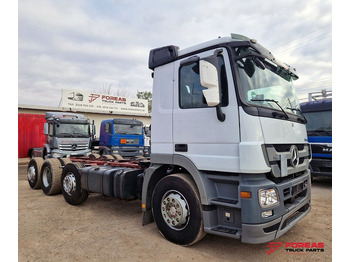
73,133,89,138
286,107,308,124
57,133,74,137
251,99,289,119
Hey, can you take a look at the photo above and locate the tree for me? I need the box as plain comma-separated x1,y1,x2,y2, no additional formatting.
92,83,129,97
137,90,152,113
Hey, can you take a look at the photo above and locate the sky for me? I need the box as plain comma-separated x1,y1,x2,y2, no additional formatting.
18,0,332,107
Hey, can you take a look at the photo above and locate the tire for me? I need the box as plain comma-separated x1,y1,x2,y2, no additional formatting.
27,157,45,189
58,158,72,166
100,154,114,160
111,154,124,161
61,163,88,205
88,153,100,159
40,158,62,195
152,173,206,246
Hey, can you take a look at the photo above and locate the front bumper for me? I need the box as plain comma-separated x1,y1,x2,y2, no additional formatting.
242,198,311,243
240,170,311,244
310,158,332,178
50,149,91,158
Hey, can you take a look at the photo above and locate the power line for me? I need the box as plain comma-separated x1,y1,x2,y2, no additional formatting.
272,24,331,51
273,24,332,56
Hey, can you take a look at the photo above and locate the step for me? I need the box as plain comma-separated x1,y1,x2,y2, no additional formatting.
206,226,241,239
210,198,239,208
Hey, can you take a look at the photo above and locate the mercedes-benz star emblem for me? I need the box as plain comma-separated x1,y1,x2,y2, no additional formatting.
290,145,299,168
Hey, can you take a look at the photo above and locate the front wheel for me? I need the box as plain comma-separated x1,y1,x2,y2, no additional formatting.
61,163,88,205
27,157,44,189
152,173,206,246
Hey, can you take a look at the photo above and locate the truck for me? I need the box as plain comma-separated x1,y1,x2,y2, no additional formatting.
18,113,46,158
98,118,145,158
30,112,93,159
300,93,332,178
27,33,311,246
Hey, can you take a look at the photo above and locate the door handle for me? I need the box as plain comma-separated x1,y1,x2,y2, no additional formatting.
175,144,188,152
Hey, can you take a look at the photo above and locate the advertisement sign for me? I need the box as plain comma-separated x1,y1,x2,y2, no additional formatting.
61,89,148,115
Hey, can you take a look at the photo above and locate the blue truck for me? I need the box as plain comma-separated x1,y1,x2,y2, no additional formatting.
98,118,145,158
300,97,332,178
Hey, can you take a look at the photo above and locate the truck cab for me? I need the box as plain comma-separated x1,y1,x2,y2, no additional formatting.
99,119,145,158
300,97,332,178
142,33,311,245
41,112,92,158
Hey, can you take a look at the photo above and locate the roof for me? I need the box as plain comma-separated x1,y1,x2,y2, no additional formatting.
300,99,332,112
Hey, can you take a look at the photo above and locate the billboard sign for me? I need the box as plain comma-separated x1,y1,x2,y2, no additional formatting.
61,89,148,115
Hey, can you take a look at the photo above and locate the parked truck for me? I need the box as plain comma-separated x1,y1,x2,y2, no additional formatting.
30,112,93,159
300,93,332,178
98,118,145,158
18,113,46,158
28,34,311,246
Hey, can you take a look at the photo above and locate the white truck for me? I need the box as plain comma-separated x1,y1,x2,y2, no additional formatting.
30,112,93,158
28,34,311,246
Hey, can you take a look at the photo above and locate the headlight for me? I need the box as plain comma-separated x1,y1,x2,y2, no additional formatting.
259,188,279,208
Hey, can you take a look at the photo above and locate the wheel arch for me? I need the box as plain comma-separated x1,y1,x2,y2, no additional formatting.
142,154,214,225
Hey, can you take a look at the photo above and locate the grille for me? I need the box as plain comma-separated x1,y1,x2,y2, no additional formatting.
265,144,310,178
59,143,89,151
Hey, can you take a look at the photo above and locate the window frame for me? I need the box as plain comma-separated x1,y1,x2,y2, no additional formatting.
178,54,229,109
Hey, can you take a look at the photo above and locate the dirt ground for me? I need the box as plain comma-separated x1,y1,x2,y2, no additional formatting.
18,162,332,262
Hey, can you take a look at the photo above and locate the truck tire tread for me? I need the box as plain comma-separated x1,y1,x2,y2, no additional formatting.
40,158,62,195
27,157,45,189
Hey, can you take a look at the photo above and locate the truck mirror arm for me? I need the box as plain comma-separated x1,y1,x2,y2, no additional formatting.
216,105,226,122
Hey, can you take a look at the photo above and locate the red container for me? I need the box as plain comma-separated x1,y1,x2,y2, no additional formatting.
18,114,46,158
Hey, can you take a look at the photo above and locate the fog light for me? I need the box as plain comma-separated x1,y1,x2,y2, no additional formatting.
259,188,279,208
262,210,273,218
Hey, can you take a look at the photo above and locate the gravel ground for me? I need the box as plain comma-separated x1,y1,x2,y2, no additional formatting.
18,162,332,262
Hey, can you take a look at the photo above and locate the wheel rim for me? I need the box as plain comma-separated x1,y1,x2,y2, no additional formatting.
161,190,189,230
42,166,52,187
27,165,36,182
63,172,76,196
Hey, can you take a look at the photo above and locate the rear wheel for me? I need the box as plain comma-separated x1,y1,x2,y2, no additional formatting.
62,163,88,205
88,153,100,159
40,158,62,195
58,158,72,166
152,173,206,246
27,157,44,189
100,154,114,160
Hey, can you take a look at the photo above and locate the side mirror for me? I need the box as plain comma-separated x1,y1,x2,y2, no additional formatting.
43,123,48,135
199,51,226,122
199,59,220,107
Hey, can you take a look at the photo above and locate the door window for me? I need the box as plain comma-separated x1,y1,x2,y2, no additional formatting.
179,56,228,109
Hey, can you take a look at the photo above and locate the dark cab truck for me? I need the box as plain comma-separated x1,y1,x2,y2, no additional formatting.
98,118,145,158
300,98,332,178
28,34,311,246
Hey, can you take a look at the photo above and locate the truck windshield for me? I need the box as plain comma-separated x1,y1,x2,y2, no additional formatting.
235,47,302,118
114,124,143,135
56,123,90,138
303,110,332,136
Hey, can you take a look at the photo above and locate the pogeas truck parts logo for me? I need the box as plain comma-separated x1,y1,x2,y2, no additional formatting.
266,242,324,255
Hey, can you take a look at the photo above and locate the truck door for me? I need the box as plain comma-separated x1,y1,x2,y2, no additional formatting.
99,122,111,146
173,48,240,172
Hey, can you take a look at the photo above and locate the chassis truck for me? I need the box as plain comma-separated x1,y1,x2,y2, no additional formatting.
30,112,93,158
98,118,145,158
28,33,311,246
